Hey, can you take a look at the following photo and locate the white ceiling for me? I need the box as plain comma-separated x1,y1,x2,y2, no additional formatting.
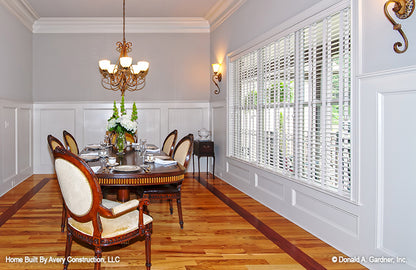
25,0,220,18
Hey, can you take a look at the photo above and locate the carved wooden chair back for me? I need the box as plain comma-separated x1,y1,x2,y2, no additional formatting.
173,133,194,169
63,130,79,155
47,134,68,232
162,130,178,157
47,134,65,152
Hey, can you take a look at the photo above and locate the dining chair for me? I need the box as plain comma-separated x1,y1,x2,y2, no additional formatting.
142,133,193,229
63,130,79,155
161,130,178,157
47,134,67,232
53,147,153,270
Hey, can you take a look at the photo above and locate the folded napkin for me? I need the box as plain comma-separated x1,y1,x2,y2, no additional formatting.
90,166,101,173
155,158,177,166
80,152,99,157
146,148,160,153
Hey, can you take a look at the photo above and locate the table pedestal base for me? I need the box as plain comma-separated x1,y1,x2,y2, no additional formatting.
117,188,130,202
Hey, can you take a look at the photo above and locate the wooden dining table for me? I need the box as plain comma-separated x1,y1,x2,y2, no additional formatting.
83,145,185,202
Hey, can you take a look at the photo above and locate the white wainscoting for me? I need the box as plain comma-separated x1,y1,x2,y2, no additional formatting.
33,101,210,174
221,159,361,249
359,66,416,270
0,99,33,197
211,101,227,176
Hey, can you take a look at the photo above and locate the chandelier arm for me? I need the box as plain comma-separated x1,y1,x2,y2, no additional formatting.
126,82,146,92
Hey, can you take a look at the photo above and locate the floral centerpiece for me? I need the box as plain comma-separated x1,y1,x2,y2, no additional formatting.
107,96,138,154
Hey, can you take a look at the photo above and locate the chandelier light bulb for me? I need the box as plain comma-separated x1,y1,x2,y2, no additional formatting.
99,59,111,71
137,61,149,71
108,64,116,74
132,65,140,74
120,56,133,68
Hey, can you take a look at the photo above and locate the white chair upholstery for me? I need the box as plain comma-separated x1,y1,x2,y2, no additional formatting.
55,158,93,217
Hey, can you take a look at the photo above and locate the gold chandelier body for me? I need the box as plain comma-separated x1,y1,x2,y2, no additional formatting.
98,0,149,96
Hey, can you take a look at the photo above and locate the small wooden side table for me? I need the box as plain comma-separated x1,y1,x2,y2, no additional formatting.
193,140,215,179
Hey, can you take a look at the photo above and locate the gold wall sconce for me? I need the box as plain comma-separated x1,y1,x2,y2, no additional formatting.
212,64,222,94
384,0,415,53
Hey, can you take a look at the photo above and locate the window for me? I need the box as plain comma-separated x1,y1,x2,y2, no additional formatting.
228,6,352,198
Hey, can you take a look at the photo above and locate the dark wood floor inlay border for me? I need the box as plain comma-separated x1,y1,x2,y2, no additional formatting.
0,178,51,227
197,175,326,270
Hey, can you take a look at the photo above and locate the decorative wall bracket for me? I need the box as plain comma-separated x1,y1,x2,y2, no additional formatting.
384,0,415,53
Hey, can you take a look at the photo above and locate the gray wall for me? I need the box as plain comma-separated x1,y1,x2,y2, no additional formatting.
0,4,32,102
33,33,210,102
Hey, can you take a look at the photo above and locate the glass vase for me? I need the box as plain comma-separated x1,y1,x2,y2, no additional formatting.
115,132,126,155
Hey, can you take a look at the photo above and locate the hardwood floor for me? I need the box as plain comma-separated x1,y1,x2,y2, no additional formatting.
0,174,367,269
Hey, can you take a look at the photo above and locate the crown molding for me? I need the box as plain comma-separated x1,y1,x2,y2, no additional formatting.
205,0,246,32
0,0,39,31
32,17,210,34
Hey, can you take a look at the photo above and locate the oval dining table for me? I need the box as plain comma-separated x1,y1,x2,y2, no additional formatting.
85,145,185,202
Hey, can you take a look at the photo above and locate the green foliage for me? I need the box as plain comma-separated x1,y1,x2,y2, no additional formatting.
131,102,138,121
120,95,126,115
111,100,119,120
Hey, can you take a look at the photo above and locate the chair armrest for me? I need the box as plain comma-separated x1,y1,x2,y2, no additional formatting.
112,199,139,215
99,199,140,218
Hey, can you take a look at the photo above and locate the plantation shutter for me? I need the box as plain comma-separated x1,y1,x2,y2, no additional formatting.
258,34,295,175
228,6,352,198
229,51,258,162
295,8,351,195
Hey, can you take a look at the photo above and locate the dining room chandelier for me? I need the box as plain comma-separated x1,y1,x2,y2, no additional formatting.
98,0,149,96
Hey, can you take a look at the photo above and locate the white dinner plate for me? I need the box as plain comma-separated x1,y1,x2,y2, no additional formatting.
79,153,99,161
113,165,141,172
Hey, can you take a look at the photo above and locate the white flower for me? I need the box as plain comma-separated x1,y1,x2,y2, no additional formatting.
106,118,117,130
119,115,137,133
